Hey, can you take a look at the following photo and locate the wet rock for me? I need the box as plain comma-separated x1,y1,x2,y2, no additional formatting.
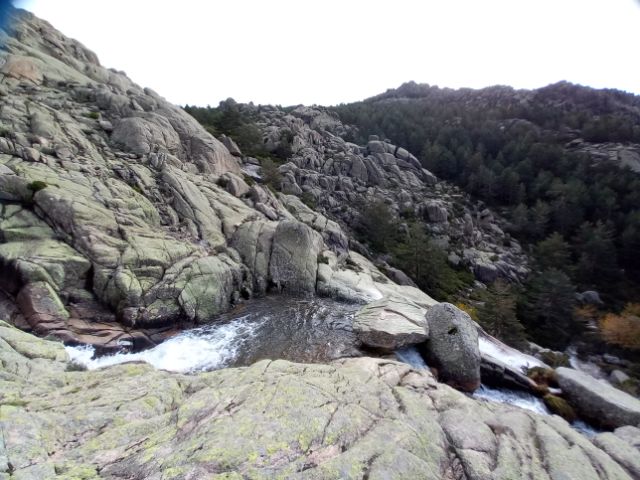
353,297,428,351
16,281,69,335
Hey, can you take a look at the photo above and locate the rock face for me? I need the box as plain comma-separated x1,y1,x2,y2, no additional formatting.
424,303,481,392
2,321,639,480
242,103,529,284
593,426,640,479
269,220,323,293
557,367,640,429
353,296,428,351
0,9,434,347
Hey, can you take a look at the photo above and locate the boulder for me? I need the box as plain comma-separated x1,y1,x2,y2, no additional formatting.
175,255,244,322
111,114,181,156
353,297,428,351
576,290,604,306
231,220,277,295
556,367,640,428
367,140,386,154
610,369,631,385
473,260,501,283
220,134,242,157
424,303,481,392
421,168,438,185
220,172,250,197
269,220,323,293
423,200,448,223
383,266,418,287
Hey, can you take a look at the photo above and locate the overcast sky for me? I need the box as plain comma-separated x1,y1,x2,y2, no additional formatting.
15,0,640,107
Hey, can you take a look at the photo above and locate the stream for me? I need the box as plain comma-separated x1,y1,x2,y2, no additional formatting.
66,296,601,436
67,296,361,372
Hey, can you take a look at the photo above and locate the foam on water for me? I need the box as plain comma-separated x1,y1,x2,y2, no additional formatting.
394,346,551,416
473,384,550,415
395,346,428,370
567,346,610,382
479,336,544,371
66,314,261,373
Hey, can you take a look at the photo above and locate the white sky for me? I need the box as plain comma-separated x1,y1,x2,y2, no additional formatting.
15,0,640,106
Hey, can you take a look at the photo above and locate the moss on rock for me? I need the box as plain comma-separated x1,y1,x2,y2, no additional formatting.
543,394,578,422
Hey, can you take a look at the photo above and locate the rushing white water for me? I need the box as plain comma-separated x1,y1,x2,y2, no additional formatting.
479,336,545,371
567,346,610,382
395,346,602,437
395,346,428,370
65,296,360,373
473,385,550,415
572,420,601,438
66,314,262,373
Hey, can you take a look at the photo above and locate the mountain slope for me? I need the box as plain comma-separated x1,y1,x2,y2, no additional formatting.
334,81,640,301
0,8,432,348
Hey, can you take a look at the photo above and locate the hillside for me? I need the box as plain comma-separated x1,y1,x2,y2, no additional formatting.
334,82,640,302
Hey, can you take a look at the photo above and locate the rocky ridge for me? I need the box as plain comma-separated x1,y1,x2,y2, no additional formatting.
237,103,529,284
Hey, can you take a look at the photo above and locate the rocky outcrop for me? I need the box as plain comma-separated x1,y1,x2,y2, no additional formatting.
557,367,640,429
2,320,639,480
239,104,529,284
424,303,481,392
567,140,640,173
269,220,323,293
0,9,434,346
353,296,428,350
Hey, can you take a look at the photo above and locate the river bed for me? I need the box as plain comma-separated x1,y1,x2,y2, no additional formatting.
67,296,601,436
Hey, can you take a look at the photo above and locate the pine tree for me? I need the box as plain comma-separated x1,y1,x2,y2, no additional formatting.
518,268,578,349
359,200,398,253
534,232,572,275
478,279,527,348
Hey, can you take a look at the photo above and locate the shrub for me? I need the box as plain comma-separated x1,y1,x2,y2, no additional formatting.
477,279,527,348
317,253,329,264
301,191,316,209
456,302,479,321
538,350,570,368
65,361,88,372
528,366,559,388
27,180,48,192
260,157,282,191
600,303,640,350
83,111,100,120
243,175,256,186
618,378,640,397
